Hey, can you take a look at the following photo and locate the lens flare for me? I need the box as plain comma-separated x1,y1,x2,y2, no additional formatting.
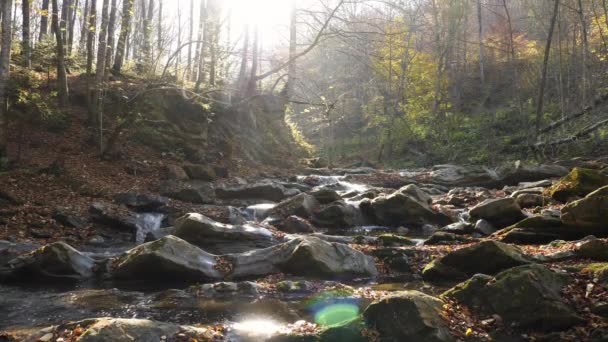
232,318,283,338
314,303,359,327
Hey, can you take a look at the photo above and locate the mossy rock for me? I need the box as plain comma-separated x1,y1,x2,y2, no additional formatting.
318,319,367,342
577,239,608,261
443,264,583,331
561,185,608,229
377,234,415,247
546,168,608,202
582,263,608,287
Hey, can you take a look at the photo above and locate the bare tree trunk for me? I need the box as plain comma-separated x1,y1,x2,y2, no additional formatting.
535,0,560,137
22,0,31,68
186,0,193,80
176,0,182,78
52,0,69,106
93,0,110,151
142,0,154,68
246,26,259,97
79,0,89,52
577,0,589,105
237,25,249,96
157,0,162,53
0,0,13,163
40,0,49,41
67,0,78,54
60,0,70,46
207,0,219,86
86,0,97,76
104,0,117,79
193,0,206,81
112,0,133,73
287,0,297,98
476,0,484,87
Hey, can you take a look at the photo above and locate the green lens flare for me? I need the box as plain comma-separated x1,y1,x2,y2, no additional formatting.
314,303,359,327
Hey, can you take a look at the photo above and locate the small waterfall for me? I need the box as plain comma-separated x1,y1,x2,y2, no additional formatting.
134,213,165,244
242,203,276,222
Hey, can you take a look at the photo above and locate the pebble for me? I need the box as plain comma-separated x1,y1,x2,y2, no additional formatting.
38,333,54,342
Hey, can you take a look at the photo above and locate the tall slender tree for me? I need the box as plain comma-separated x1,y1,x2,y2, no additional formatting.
105,0,118,79
113,0,134,73
86,0,97,77
52,0,69,106
0,0,13,163
22,0,31,68
287,0,297,98
40,0,50,41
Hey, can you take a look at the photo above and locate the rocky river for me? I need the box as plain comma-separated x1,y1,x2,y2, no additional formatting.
1,162,608,341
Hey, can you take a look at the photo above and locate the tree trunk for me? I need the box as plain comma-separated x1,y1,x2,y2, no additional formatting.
193,0,206,82
0,0,13,162
287,0,297,98
186,0,193,80
157,0,162,53
67,0,78,54
40,0,49,41
246,26,259,97
112,0,133,73
237,25,249,96
577,0,589,105
86,0,97,76
79,0,89,52
104,0,118,79
60,0,70,46
22,0,31,68
535,0,560,138
93,0,110,152
476,0,484,88
207,0,220,86
142,0,154,68
52,0,69,106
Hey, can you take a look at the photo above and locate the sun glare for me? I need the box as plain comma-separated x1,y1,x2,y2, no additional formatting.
225,0,292,44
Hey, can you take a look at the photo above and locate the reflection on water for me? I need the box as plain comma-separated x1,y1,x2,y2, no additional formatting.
231,318,283,340
314,303,359,327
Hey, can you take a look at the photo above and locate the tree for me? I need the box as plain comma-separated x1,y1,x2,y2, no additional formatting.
237,25,249,95
193,0,207,82
246,26,259,96
287,0,297,99
113,0,134,73
535,0,560,137
0,0,13,163
60,0,70,46
22,0,31,68
40,0,49,41
52,0,69,106
142,0,154,68
86,0,97,77
187,0,193,80
105,0,118,79
476,0,484,87
79,0,89,51
67,0,78,54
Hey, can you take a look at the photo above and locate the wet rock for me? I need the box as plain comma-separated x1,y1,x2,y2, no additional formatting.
30,230,52,239
422,240,530,281
496,215,599,244
111,235,223,282
318,320,367,342
280,216,315,234
576,238,608,261
52,209,87,228
425,232,475,245
25,318,213,342
442,264,584,330
474,219,496,236
377,234,416,246
267,193,320,219
0,240,39,266
310,188,342,204
229,236,378,279
469,198,526,228
560,185,608,229
113,192,168,212
164,164,189,180
192,281,262,297
546,168,608,202
89,202,138,232
216,181,296,202
515,193,545,208
363,290,454,342
312,201,360,229
173,213,277,254
428,164,500,188
158,180,215,204
370,185,451,227
183,164,216,181
0,242,94,281
439,222,474,235
497,162,568,186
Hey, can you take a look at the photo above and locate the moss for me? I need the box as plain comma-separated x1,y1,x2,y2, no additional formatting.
377,234,415,247
441,274,492,303
546,168,608,202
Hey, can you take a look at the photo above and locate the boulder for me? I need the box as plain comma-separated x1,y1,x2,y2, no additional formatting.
424,232,475,245
583,263,608,288
158,180,215,204
546,168,608,202
515,193,545,208
422,240,529,281
52,209,87,229
469,198,526,228
279,216,315,233
497,162,569,186
0,240,39,266
442,264,584,331
370,185,451,227
474,219,497,236
228,236,378,279
0,242,94,281
183,164,216,181
428,164,500,187
363,290,454,342
165,164,189,180
439,222,474,235
173,213,277,254
577,238,608,261
496,213,603,244
113,192,168,212
267,193,320,219
24,318,213,342
216,181,296,202
89,202,138,231
310,188,342,204
111,235,223,282
561,185,608,230
312,201,360,229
